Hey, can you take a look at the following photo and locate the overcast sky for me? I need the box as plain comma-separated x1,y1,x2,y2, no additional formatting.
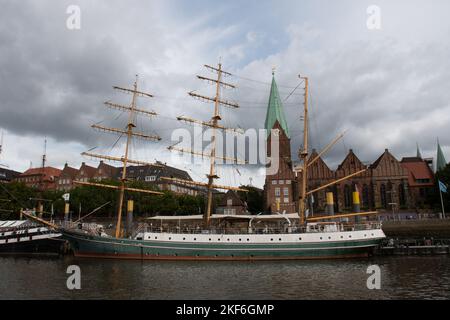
1,0,450,188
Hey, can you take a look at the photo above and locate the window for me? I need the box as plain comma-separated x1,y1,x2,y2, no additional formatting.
279,180,284,184
227,199,233,206
283,187,289,196
286,180,291,184
380,184,387,208
362,184,370,208
344,185,352,208
399,184,406,206
284,197,289,203
224,208,236,215
145,176,156,182
275,187,281,196
272,180,277,185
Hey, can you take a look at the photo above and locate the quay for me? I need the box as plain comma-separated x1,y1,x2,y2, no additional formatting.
376,238,450,256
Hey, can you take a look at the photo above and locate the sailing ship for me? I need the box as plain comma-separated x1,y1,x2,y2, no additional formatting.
0,219,64,256
58,64,385,260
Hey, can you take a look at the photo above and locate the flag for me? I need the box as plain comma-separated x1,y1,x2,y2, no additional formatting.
439,180,447,193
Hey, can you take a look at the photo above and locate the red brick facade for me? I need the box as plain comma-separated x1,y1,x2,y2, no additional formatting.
264,121,296,213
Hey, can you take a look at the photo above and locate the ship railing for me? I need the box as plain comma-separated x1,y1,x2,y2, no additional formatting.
139,222,382,235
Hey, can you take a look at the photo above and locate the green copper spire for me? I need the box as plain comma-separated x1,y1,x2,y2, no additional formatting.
416,142,422,158
265,73,290,139
436,138,447,172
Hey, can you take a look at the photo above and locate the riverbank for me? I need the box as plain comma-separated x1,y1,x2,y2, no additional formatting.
382,219,450,238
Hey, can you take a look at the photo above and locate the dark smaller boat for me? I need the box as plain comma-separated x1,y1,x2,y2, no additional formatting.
0,220,65,256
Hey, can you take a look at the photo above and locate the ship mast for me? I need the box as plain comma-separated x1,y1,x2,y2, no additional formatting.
75,75,164,238
164,62,247,228
298,75,309,225
296,76,372,225
115,76,139,238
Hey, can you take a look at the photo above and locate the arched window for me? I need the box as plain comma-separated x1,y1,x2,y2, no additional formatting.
344,185,352,208
387,181,393,205
362,184,370,208
398,184,406,206
380,184,387,208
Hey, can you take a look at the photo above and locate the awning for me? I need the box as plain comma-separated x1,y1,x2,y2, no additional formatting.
146,213,300,221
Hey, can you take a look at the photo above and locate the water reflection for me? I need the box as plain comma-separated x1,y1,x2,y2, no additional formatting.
0,256,449,299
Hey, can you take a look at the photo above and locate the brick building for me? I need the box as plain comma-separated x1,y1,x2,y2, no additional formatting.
0,167,21,183
56,163,78,191
216,190,247,215
75,162,97,183
263,73,296,213
15,167,62,191
117,162,202,196
400,157,435,207
93,161,118,181
301,149,436,213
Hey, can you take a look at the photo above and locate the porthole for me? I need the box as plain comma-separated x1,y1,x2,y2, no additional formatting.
218,238,221,241
299,237,302,240
341,236,343,239
364,234,367,237
247,239,250,241
183,237,186,240
209,238,212,241
239,238,242,241
227,239,230,241
194,238,197,241
279,238,282,241
349,235,352,238
271,238,273,241
155,237,158,240
169,237,172,240
328,237,331,240
320,237,323,240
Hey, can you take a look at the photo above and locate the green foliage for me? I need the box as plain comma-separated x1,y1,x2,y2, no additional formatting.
237,185,264,214
0,180,207,219
432,163,450,211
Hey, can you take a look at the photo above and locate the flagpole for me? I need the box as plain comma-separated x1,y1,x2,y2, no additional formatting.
439,186,446,219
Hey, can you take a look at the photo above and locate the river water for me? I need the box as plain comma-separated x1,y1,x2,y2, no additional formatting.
0,255,449,299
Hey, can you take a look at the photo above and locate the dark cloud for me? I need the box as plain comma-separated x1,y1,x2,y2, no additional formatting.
1,0,450,187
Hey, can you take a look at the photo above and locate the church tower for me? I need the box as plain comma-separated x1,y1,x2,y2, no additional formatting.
264,72,296,213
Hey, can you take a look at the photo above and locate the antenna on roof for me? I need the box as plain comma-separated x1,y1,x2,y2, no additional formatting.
0,130,3,156
42,137,47,168
0,130,8,168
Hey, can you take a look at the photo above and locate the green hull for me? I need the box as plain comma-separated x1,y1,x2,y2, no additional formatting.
63,230,382,261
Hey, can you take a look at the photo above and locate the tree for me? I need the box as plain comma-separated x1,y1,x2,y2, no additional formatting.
237,185,264,214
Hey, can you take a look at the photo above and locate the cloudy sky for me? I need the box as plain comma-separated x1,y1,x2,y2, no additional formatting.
1,0,450,188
